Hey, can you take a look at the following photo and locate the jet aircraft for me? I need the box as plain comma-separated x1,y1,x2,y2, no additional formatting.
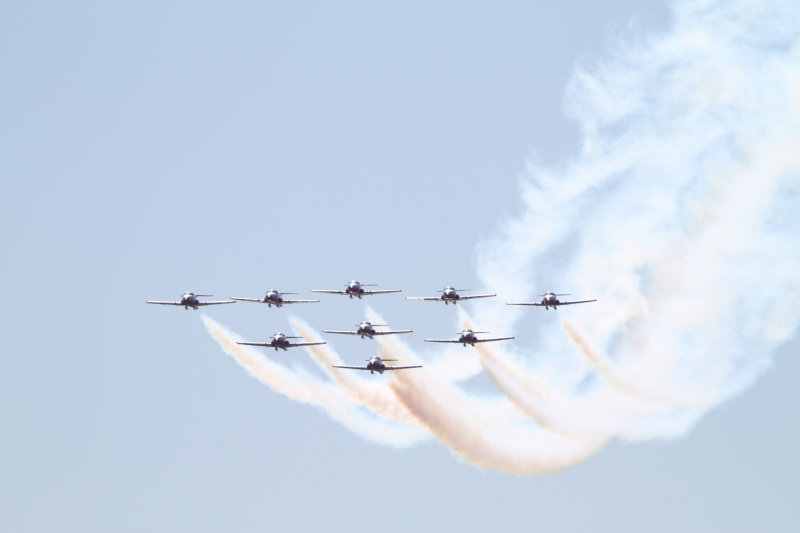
323,321,412,339
230,289,319,308
332,355,422,375
237,332,326,351
424,329,514,347
506,292,597,310
311,280,401,299
146,292,235,310
406,286,496,305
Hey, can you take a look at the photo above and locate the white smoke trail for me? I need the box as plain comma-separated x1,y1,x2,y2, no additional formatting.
560,317,711,408
459,309,659,443
471,311,688,442
370,318,602,475
477,345,615,442
289,316,430,437
476,0,800,439
205,0,800,474
203,316,424,447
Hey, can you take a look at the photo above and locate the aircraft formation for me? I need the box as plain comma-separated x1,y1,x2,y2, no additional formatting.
147,280,596,373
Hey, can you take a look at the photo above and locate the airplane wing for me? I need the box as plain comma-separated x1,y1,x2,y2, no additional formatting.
405,296,441,301
236,341,273,347
282,299,320,304
506,299,597,306
473,336,515,343
423,339,462,344
145,300,183,305
362,289,402,295
330,365,422,371
195,300,236,306
458,293,496,300
230,297,264,303
557,299,598,306
310,289,347,295
321,330,359,335
371,330,413,336
288,341,327,348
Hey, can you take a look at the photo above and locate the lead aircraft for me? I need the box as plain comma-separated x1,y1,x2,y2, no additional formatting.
237,332,326,351
506,292,597,310
406,286,496,305
311,280,401,299
230,289,319,308
323,320,412,340
333,355,422,375
424,329,514,347
146,292,235,310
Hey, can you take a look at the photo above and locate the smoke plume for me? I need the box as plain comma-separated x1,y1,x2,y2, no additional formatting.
203,316,426,447
205,0,800,474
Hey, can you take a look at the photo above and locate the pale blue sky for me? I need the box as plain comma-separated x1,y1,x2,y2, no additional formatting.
2,1,798,532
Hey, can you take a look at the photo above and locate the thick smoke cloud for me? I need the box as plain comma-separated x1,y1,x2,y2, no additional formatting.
204,316,426,447
206,0,800,474
475,0,800,440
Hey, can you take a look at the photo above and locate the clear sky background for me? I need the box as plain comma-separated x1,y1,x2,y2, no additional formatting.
2,1,798,532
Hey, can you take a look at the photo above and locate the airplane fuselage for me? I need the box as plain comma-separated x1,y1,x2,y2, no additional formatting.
345,281,365,299
264,290,284,307
270,333,290,351
366,362,385,374
356,321,377,338
459,335,477,346
180,293,200,310
366,357,387,374
541,293,560,309
458,329,478,346
441,287,461,304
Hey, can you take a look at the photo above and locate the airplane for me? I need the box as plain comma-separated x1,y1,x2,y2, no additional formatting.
237,332,326,351
424,329,514,347
406,286,496,305
506,292,597,310
332,355,422,375
230,289,319,308
145,292,236,310
322,320,412,339
311,280,401,299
